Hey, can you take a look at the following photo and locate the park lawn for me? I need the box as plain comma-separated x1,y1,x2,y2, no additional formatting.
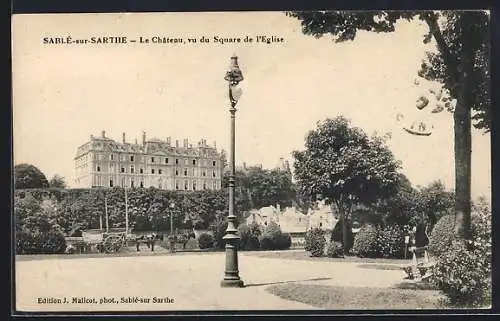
266,283,448,310
246,249,409,265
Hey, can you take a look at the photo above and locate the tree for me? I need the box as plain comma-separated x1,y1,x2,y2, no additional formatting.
224,165,296,211
293,116,401,253
14,164,49,189
287,10,490,241
49,175,67,189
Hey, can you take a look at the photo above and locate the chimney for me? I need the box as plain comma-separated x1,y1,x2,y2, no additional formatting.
142,131,146,145
166,137,171,145
176,140,179,148
135,138,138,145
90,134,94,140
122,132,126,144
183,139,188,148
102,130,106,138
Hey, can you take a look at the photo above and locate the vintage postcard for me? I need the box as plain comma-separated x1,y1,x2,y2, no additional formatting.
12,11,492,313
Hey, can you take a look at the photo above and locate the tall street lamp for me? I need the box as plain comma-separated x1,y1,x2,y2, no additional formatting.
221,55,245,288
168,202,175,253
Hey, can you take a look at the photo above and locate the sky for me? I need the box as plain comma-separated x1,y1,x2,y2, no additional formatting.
12,12,491,201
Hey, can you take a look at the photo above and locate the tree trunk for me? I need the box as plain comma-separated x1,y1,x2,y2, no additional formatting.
453,98,472,240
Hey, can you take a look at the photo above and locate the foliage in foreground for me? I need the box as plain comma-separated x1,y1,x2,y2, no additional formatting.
431,200,491,307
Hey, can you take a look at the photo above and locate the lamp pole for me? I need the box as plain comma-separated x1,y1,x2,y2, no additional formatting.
169,202,175,253
221,55,244,288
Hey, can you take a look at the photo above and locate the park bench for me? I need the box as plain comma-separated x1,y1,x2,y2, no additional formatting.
401,246,436,280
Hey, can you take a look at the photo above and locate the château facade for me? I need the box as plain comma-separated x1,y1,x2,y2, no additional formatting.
74,131,224,191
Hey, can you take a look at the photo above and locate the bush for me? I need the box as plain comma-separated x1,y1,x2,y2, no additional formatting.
431,208,491,307
16,230,67,254
197,233,214,249
259,233,275,250
238,222,261,250
209,218,228,250
275,233,292,250
16,230,36,254
326,241,344,258
305,228,326,257
331,219,354,253
377,225,405,258
263,221,282,238
352,224,381,258
428,215,455,258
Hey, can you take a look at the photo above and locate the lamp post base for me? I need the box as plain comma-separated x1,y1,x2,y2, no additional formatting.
220,279,244,288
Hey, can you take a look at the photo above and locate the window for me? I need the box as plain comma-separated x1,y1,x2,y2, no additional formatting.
192,159,196,165
121,167,125,173
212,171,216,177
131,180,135,188
175,158,179,165
151,157,155,163
159,169,162,174
175,169,179,176
130,166,135,173
140,181,144,188
213,161,216,166
193,182,196,190
109,180,114,187
140,168,143,174
165,158,169,164
184,180,188,190
152,169,155,174
184,159,188,165
203,182,207,190
175,181,179,190
110,154,114,160
213,181,217,189
202,171,206,177
97,166,101,172
320,222,323,227
184,169,188,176
130,155,134,162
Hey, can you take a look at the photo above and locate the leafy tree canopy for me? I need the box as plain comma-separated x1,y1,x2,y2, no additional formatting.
293,116,401,212
14,163,49,189
287,10,490,131
49,175,67,189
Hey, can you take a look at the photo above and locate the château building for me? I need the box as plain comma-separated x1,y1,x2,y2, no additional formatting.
74,131,224,191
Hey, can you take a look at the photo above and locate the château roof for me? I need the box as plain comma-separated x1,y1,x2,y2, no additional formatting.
75,131,221,159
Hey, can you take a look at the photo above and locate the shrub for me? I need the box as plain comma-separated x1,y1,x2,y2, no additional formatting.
275,233,292,250
304,228,326,257
259,233,275,250
326,241,344,258
238,222,261,250
428,215,455,258
16,230,67,254
331,219,354,253
197,233,214,249
16,230,36,254
209,218,228,250
263,221,282,238
431,208,491,307
377,225,405,258
352,224,381,258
